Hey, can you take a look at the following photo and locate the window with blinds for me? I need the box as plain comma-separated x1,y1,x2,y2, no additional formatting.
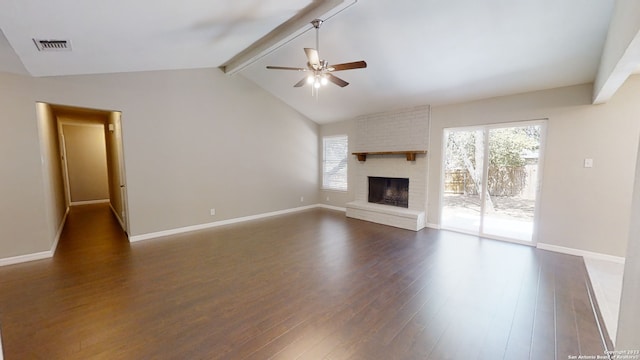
322,135,348,191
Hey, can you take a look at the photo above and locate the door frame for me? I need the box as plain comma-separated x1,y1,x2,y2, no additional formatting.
57,121,109,207
112,112,130,234
440,119,548,246
51,104,131,236
58,129,72,207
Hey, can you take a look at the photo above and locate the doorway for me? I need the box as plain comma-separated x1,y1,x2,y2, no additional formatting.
441,121,545,244
59,122,110,206
37,103,130,236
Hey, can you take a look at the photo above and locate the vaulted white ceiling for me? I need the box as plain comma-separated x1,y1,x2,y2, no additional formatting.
0,0,624,123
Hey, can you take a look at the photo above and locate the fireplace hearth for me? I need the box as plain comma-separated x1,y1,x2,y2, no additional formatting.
368,177,409,208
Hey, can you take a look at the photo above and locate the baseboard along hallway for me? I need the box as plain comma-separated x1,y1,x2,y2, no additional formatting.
0,203,608,359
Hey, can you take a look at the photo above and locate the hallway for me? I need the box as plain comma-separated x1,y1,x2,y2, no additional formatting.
55,203,130,260
0,203,130,358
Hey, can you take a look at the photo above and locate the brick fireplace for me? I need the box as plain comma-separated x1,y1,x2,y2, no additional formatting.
345,106,429,231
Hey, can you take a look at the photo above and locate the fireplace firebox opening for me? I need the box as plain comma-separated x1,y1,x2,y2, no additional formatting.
368,177,409,208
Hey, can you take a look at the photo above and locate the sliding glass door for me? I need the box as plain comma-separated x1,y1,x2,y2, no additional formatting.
441,122,544,243
441,129,485,234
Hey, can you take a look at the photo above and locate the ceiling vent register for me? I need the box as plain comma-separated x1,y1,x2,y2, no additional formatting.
32,39,72,51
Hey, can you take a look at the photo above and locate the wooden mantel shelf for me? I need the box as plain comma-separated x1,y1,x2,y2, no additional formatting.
352,150,427,162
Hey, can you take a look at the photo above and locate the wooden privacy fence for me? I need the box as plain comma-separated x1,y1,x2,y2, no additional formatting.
444,167,529,196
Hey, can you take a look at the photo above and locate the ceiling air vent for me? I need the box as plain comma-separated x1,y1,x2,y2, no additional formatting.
32,39,72,51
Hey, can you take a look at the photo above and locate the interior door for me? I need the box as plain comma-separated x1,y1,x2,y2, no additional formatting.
113,113,130,234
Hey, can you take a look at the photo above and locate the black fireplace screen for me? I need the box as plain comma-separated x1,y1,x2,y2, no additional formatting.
368,177,409,208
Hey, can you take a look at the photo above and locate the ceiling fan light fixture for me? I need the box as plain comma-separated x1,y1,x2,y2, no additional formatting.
266,18,367,94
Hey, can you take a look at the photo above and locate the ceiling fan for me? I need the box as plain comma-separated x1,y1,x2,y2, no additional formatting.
266,19,367,90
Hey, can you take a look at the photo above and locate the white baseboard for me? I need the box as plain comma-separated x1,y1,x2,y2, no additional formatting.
70,199,109,206
109,203,126,230
536,243,626,264
129,205,320,243
50,207,70,255
0,204,324,265
0,208,69,267
0,250,52,267
426,223,441,230
318,204,347,212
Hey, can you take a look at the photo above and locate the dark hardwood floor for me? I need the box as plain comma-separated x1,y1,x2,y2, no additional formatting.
0,203,607,359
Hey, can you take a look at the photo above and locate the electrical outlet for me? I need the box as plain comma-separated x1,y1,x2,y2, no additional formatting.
584,158,593,168
210,208,216,216
326,196,330,201
300,196,304,203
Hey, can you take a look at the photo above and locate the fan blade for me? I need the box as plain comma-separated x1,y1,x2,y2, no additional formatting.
304,48,320,70
266,66,307,71
327,73,349,87
329,61,367,71
294,77,307,87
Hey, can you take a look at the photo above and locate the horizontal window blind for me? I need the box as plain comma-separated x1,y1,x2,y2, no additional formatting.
323,135,348,191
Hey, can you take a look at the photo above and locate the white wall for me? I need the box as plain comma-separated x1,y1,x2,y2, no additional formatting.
35,102,67,250
105,111,127,229
0,67,319,259
0,73,50,258
429,79,640,257
36,68,319,237
615,135,640,351
593,0,640,103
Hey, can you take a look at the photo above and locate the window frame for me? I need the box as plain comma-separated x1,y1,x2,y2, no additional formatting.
322,135,349,191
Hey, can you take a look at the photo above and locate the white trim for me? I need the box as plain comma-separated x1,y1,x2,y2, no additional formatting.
480,233,536,247
0,251,52,267
0,204,329,266
345,201,425,231
59,119,106,127
129,205,319,243
70,199,109,206
50,207,70,255
585,274,613,356
322,134,349,192
109,203,126,230
0,326,3,360
536,243,626,264
318,204,347,212
0,207,69,267
58,123,72,206
426,223,441,230
440,227,536,247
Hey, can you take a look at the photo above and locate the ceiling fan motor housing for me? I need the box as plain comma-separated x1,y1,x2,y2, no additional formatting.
311,19,324,29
